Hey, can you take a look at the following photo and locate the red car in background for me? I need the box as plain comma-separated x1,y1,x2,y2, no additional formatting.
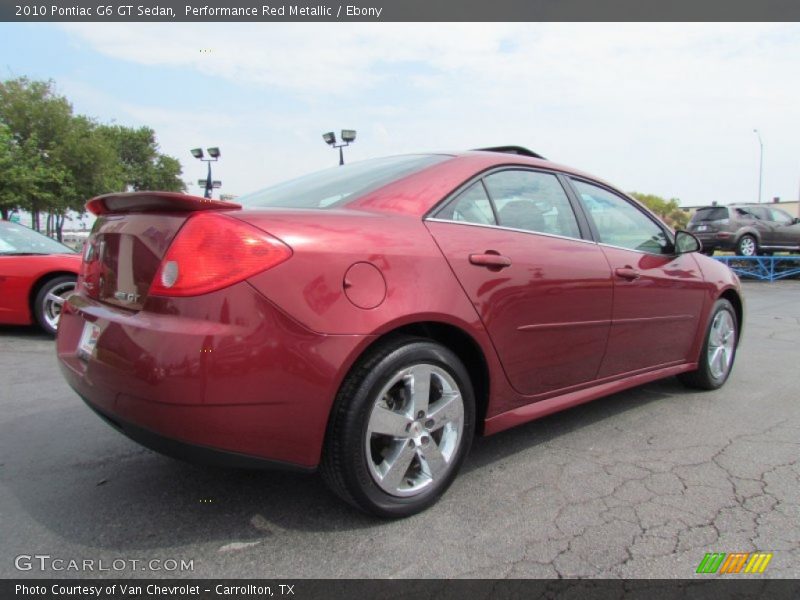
56,149,743,517
0,220,81,335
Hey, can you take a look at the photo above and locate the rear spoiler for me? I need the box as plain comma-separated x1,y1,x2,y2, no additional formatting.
86,191,241,216
473,146,547,160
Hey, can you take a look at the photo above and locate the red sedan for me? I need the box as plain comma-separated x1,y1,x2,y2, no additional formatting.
56,149,742,517
0,220,81,335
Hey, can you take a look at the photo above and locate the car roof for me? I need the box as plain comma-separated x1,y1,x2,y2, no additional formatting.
471,146,547,159
348,150,624,217
459,150,603,180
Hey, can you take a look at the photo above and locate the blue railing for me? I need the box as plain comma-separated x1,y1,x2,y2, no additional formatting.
713,256,800,282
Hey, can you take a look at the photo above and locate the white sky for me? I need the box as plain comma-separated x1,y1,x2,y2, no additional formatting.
5,23,800,206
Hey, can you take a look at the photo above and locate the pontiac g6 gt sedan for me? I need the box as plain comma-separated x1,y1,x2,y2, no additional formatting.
56,148,743,517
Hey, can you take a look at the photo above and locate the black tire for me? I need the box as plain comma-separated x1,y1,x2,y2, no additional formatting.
34,275,76,336
320,335,475,518
736,234,758,257
678,298,738,390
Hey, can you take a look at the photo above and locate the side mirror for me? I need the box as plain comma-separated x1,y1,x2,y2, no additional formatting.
674,230,701,254
793,217,800,225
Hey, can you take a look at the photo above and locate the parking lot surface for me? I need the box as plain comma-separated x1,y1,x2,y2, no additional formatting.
1,282,798,579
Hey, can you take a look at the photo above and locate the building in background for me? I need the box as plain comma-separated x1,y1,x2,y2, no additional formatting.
682,198,800,220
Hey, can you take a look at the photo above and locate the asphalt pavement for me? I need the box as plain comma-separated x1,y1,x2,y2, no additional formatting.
1,281,798,579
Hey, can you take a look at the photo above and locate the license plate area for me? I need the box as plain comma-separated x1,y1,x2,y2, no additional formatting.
77,321,101,360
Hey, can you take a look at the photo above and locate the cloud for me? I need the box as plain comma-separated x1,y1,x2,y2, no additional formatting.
55,23,800,204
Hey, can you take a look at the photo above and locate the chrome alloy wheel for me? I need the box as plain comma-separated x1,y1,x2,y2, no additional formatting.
707,310,735,380
739,236,756,256
365,364,464,497
43,280,76,332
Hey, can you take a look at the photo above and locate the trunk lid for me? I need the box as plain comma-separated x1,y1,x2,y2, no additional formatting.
82,192,240,311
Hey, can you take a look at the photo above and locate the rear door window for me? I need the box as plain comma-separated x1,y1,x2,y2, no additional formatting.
436,182,496,225
482,170,581,239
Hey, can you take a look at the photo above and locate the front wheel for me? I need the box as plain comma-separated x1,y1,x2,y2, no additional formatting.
34,275,76,336
678,298,738,390
321,336,475,518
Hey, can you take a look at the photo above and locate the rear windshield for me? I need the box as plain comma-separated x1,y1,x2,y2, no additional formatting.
236,154,450,209
691,207,728,222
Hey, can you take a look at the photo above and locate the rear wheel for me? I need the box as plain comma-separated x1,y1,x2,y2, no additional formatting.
34,275,76,336
321,336,475,518
736,234,758,256
678,298,738,390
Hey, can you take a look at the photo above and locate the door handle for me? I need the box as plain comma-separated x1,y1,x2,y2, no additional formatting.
469,252,512,269
615,267,640,281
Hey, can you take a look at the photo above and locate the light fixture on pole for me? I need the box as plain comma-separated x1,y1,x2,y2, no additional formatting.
190,147,221,199
753,129,763,204
322,129,357,166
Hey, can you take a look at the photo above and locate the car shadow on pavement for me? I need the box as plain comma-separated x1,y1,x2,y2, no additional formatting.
0,325,51,340
464,377,685,473
1,375,685,553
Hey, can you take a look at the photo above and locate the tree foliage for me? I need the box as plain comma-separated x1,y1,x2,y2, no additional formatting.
97,125,185,192
629,191,689,230
0,77,185,238
0,123,27,219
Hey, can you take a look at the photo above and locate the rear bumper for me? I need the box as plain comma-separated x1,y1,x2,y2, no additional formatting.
80,393,315,472
693,232,736,251
56,282,372,469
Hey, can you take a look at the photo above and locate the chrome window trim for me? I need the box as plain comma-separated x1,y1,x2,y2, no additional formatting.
426,165,594,242
424,217,598,245
597,241,674,257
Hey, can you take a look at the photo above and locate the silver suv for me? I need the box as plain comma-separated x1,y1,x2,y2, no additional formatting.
688,204,800,256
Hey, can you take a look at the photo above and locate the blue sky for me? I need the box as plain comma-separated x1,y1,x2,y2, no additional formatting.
1,22,798,206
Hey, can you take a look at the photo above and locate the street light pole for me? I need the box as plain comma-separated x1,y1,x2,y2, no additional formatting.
191,147,221,199
322,130,357,166
205,161,213,199
753,129,763,204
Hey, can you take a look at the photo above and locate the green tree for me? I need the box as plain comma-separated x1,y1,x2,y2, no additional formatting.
49,114,123,236
97,124,185,192
0,77,184,240
0,123,22,220
0,77,77,230
0,124,70,223
630,191,689,230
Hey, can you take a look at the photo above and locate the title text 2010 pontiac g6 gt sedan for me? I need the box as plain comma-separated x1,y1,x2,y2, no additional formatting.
56,149,742,517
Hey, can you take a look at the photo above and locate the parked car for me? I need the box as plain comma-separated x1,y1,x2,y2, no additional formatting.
0,221,81,335
688,203,800,256
56,149,743,517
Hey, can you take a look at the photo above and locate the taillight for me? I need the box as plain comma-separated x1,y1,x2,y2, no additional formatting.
79,235,101,299
149,212,292,297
